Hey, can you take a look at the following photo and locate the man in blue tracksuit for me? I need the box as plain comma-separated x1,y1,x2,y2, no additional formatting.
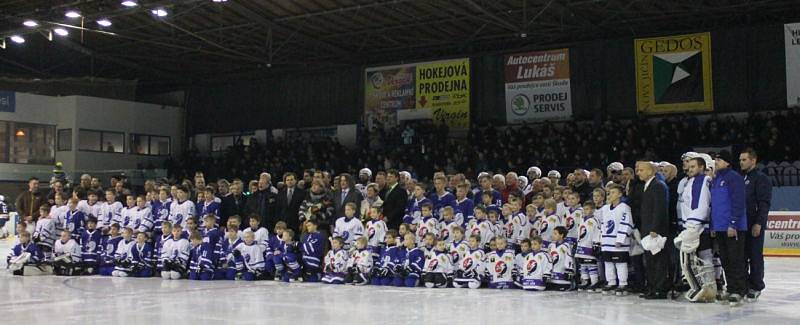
739,148,772,301
710,150,748,306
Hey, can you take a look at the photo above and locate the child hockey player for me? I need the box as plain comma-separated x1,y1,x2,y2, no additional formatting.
80,217,103,274
217,227,243,280
64,198,85,241
539,199,562,247
372,229,400,286
99,190,122,232
197,187,220,224
7,231,46,276
150,188,171,241
50,193,69,236
53,230,81,276
244,214,269,247
453,234,485,289
169,186,195,228
600,184,633,296
132,195,154,236
449,226,469,267
518,236,551,291
415,203,439,245
576,201,602,292
154,221,173,272
300,219,324,282
113,227,136,277
467,206,493,250
455,184,474,226
33,204,56,260
161,224,191,280
346,236,372,285
322,236,349,284
182,217,199,239
547,226,574,291
365,204,387,263
438,206,460,245
120,195,136,229
423,239,454,288
485,236,516,289
273,229,302,282
99,223,123,276
395,233,425,287
564,193,584,246
430,175,456,219
508,201,530,252
188,231,215,280
231,231,268,281
404,183,432,225
333,202,364,249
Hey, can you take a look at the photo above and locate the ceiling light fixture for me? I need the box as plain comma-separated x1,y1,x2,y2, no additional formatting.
151,8,168,17
54,28,69,36
65,11,81,18
121,1,138,7
10,35,25,44
23,20,39,27
97,19,112,27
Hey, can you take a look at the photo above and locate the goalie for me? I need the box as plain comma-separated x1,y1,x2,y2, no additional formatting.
674,156,716,302
6,231,48,276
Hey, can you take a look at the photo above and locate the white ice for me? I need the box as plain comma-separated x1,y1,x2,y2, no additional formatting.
1,240,799,325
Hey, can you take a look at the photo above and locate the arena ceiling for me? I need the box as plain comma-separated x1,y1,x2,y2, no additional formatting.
0,0,798,87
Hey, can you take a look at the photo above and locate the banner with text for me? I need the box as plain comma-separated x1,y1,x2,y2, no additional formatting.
634,32,713,114
786,23,800,108
764,211,800,257
504,49,572,123
365,58,470,130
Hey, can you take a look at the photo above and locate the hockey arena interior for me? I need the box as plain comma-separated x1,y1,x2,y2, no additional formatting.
2,1,800,324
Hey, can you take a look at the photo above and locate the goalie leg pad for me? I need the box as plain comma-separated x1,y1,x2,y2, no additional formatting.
681,251,717,302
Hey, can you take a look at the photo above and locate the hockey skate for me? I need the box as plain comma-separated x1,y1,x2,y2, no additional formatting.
728,293,743,307
602,285,617,295
746,290,761,302
615,285,628,296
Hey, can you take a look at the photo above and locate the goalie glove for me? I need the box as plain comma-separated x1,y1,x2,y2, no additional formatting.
232,250,242,258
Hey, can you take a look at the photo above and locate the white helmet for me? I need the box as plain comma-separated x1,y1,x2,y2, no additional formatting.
359,168,372,178
681,151,700,161
607,162,624,173
547,170,561,178
518,176,529,189
697,153,714,171
526,166,542,178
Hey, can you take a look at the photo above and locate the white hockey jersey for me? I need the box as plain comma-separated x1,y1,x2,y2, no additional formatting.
132,207,154,233
564,207,583,244
415,216,439,245
466,219,498,249
438,220,460,245
365,219,387,248
539,213,563,246
169,200,195,228
457,248,485,275
449,239,469,266
99,201,123,230
676,176,689,223
243,227,270,249
548,241,574,285
49,205,69,234
54,239,82,261
509,212,530,246
484,249,516,286
347,248,373,273
78,200,102,220
34,218,57,249
120,207,136,229
115,239,136,260
234,242,267,271
600,202,633,253
679,175,711,230
576,215,601,260
516,250,551,290
324,248,350,273
423,250,454,274
160,237,190,263
556,201,568,220
333,216,364,248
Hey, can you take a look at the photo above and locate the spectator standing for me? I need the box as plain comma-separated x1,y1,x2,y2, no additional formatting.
276,172,306,234
15,177,46,224
381,170,407,230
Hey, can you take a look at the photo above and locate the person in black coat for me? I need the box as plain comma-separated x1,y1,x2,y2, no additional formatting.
739,148,772,300
276,172,306,234
333,173,363,219
380,170,407,230
635,161,672,299
221,180,247,228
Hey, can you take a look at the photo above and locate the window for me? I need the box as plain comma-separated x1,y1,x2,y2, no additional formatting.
78,129,124,153
211,134,254,152
0,121,55,164
130,134,170,156
57,129,72,151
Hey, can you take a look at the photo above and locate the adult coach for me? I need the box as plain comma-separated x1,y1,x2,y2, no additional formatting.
635,161,671,299
381,170,407,230
710,150,748,306
15,177,45,224
739,148,771,301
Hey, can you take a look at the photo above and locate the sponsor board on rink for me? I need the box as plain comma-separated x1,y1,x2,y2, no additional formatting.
764,211,800,257
786,23,800,108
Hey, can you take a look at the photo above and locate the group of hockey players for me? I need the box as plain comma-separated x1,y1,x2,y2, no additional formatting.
4,152,758,306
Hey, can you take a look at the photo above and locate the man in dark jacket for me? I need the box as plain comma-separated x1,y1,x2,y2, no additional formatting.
635,161,671,299
333,173,362,219
711,150,748,306
739,148,772,301
15,177,45,223
276,172,306,234
381,170,407,230
221,180,247,228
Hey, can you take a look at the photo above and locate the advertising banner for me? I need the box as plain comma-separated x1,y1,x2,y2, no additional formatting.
764,211,800,257
504,49,572,123
786,23,800,108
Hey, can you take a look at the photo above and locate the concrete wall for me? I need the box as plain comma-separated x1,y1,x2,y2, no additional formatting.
0,92,183,181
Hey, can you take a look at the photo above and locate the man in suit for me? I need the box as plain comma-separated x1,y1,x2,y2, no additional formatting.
333,173,363,219
276,172,306,234
635,161,671,299
221,179,247,229
381,170,407,230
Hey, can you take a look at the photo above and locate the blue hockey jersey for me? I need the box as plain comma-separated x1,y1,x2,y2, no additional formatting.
80,229,103,263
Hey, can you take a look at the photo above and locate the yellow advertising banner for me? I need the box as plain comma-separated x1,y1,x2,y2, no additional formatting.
634,32,713,114
415,58,470,129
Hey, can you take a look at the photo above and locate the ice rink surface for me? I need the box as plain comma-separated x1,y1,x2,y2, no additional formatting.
1,239,799,325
